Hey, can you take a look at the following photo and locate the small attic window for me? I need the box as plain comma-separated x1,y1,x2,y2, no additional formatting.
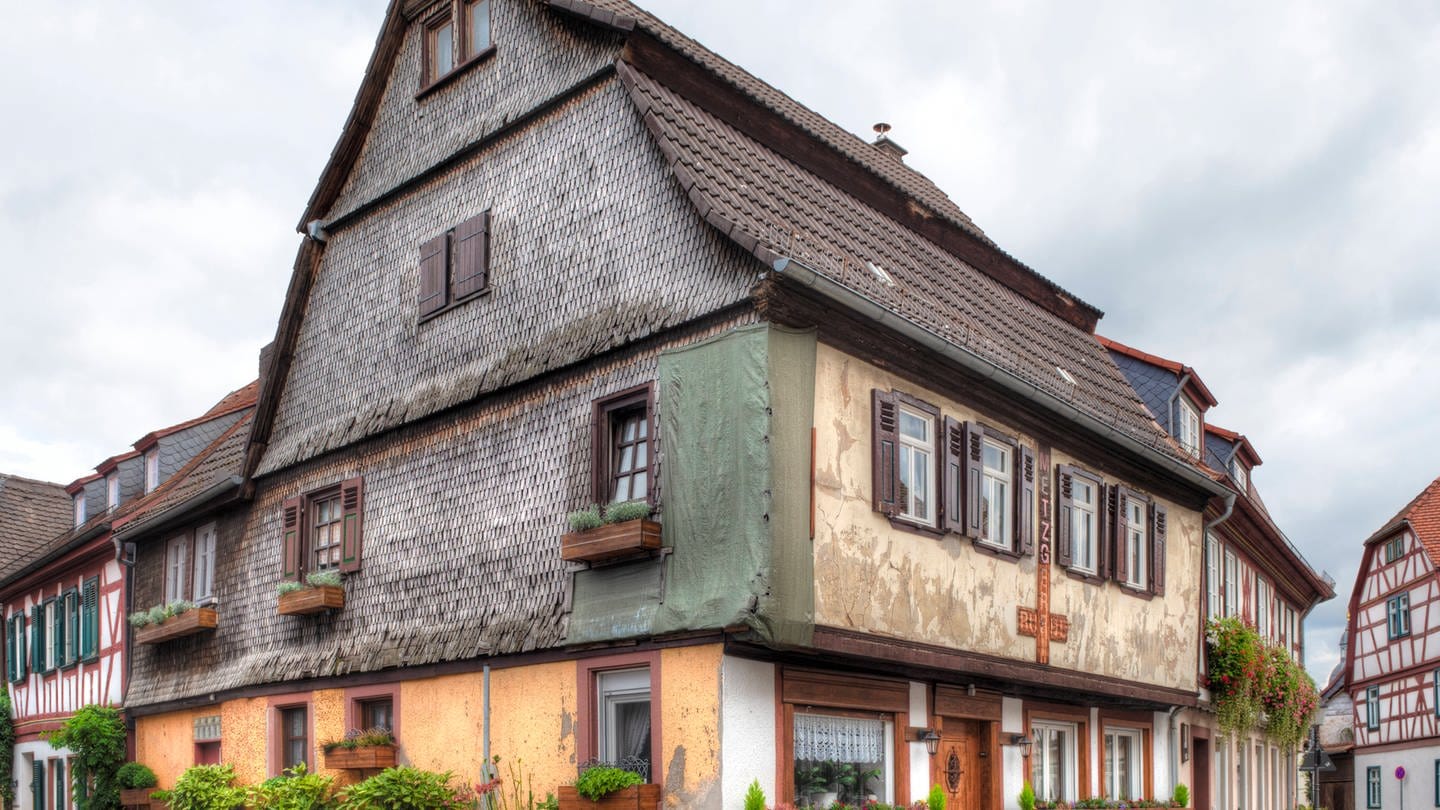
1230,458,1248,494
418,0,497,99
73,492,86,528
867,261,894,287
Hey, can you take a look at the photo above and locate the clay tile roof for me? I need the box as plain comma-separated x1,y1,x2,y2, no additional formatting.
1371,475,1440,567
0,474,72,581
617,63,1185,464
1095,334,1218,408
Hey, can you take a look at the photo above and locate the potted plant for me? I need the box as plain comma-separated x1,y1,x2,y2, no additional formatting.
129,601,218,645
277,571,346,616
560,502,661,563
557,765,659,810
322,727,398,770
117,762,159,807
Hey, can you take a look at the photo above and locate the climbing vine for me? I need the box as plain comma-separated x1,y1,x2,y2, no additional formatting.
0,689,15,809
47,705,126,810
1205,617,1317,748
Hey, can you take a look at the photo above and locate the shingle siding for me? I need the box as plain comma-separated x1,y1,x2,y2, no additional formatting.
1109,351,1178,433
158,411,242,483
117,457,143,506
261,76,757,475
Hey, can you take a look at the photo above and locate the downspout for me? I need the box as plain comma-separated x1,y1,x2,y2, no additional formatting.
117,538,138,762
482,664,492,779
1167,705,1183,795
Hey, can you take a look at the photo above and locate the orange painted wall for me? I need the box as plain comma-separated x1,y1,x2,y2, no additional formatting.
134,708,204,789
659,645,722,808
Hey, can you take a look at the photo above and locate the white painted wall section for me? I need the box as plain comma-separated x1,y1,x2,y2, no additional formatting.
720,656,776,805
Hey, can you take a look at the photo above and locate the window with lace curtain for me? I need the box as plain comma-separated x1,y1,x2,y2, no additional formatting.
791,712,893,806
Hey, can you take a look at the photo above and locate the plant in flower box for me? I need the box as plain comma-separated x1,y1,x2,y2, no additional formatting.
560,502,661,563
130,600,217,645
277,570,346,615
557,765,658,810
322,727,397,770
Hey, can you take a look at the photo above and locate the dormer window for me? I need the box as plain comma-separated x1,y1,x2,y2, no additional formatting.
106,473,120,511
73,492,86,527
1229,459,1248,494
1177,398,1201,456
420,0,494,95
144,450,159,493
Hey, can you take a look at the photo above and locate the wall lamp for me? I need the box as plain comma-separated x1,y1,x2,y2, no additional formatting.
1009,734,1034,758
915,728,941,756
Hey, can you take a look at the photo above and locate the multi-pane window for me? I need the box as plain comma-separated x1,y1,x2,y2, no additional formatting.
423,0,493,90
165,535,189,603
610,407,650,504
1224,550,1240,617
193,523,217,602
1256,578,1271,638
1230,459,1248,494
1104,728,1144,800
463,0,491,57
898,407,935,525
144,450,159,493
360,698,394,732
72,493,85,528
1368,766,1382,808
597,669,652,775
1385,536,1404,563
979,438,1011,545
1070,477,1098,573
1206,534,1221,620
280,707,308,770
1177,398,1201,456
1367,685,1381,731
1123,498,1147,589
428,16,454,80
6,613,26,682
1388,593,1411,639
106,474,119,511
311,495,344,572
43,600,58,671
792,712,892,805
1031,722,1078,803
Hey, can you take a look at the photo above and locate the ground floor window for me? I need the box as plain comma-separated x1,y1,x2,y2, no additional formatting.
360,697,394,731
596,668,652,777
1104,728,1143,800
1368,766,1382,809
792,711,892,806
1032,721,1079,803
280,706,308,770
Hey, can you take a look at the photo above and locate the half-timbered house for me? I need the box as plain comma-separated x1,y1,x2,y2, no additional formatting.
1101,336,1334,810
1342,475,1440,810
0,384,256,810
109,2,1336,808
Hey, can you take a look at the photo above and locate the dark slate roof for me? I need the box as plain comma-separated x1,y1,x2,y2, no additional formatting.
616,63,1184,462
0,474,71,581
112,412,252,541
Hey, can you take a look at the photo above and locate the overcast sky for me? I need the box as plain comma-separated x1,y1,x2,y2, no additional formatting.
3,1,1437,684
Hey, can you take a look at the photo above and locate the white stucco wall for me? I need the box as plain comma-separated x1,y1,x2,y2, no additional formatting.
720,656,777,804
1355,747,1440,810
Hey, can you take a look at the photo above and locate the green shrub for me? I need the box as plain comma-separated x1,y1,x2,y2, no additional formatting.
338,767,465,810
603,501,651,524
0,689,14,808
277,581,307,596
146,605,168,625
1173,784,1190,808
127,611,152,628
536,795,559,810
744,779,766,810
929,784,947,810
567,504,603,532
321,728,396,753
306,571,343,588
116,762,158,790
574,766,643,801
47,704,126,809
152,764,247,810
250,764,337,810
1018,781,1036,810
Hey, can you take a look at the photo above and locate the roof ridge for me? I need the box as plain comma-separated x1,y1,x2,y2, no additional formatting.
0,472,68,490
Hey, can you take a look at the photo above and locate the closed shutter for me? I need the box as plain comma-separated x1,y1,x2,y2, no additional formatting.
31,605,43,673
1112,487,1130,584
82,579,98,660
450,210,490,300
15,615,26,678
1055,467,1074,568
339,477,365,574
417,233,449,317
5,617,13,682
1151,503,1168,596
32,759,43,810
51,601,62,669
1017,446,1036,556
871,390,898,516
281,496,304,582
962,422,984,537
943,417,964,531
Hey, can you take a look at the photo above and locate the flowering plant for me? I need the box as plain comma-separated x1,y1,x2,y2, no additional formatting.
1206,617,1319,745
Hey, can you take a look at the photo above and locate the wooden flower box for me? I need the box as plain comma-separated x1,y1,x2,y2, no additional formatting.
323,744,397,770
134,608,218,646
561,519,662,563
119,788,156,807
557,784,661,810
277,585,345,616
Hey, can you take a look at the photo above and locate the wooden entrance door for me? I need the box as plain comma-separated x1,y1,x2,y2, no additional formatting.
934,718,992,810
1192,737,1211,810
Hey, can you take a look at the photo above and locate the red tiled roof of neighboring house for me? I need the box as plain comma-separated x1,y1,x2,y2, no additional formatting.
1095,334,1219,408
0,474,72,582
1369,475,1440,567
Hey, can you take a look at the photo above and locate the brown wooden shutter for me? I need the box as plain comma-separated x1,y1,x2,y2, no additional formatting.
451,210,490,300
1112,486,1130,584
1017,445,1036,556
1150,503,1168,596
340,477,365,574
1055,467,1074,568
872,390,898,516
418,233,449,317
943,417,964,531
1096,484,1112,579
962,422,984,538
281,496,304,582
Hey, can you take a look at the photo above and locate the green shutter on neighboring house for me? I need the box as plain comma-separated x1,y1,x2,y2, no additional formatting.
50,599,62,669
32,759,44,810
31,605,43,673
4,617,13,682
82,579,99,660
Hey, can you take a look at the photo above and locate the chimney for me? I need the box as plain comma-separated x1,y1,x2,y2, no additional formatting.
871,122,908,162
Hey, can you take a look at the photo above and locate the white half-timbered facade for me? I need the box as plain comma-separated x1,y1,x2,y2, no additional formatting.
1344,476,1440,810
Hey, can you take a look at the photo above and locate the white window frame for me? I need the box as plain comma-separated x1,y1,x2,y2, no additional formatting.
1224,550,1240,617
895,405,935,526
1070,476,1099,574
165,535,189,603
1104,727,1145,801
1385,536,1404,563
1368,766,1381,808
1206,533,1221,620
980,437,1012,547
596,668,652,769
1256,578,1271,638
1388,593,1411,639
1367,685,1381,731
1229,459,1248,494
1031,721,1079,803
44,600,58,671
192,523,218,603
72,493,85,528
1123,498,1147,589
1178,397,1201,456
106,474,119,511
144,450,160,493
